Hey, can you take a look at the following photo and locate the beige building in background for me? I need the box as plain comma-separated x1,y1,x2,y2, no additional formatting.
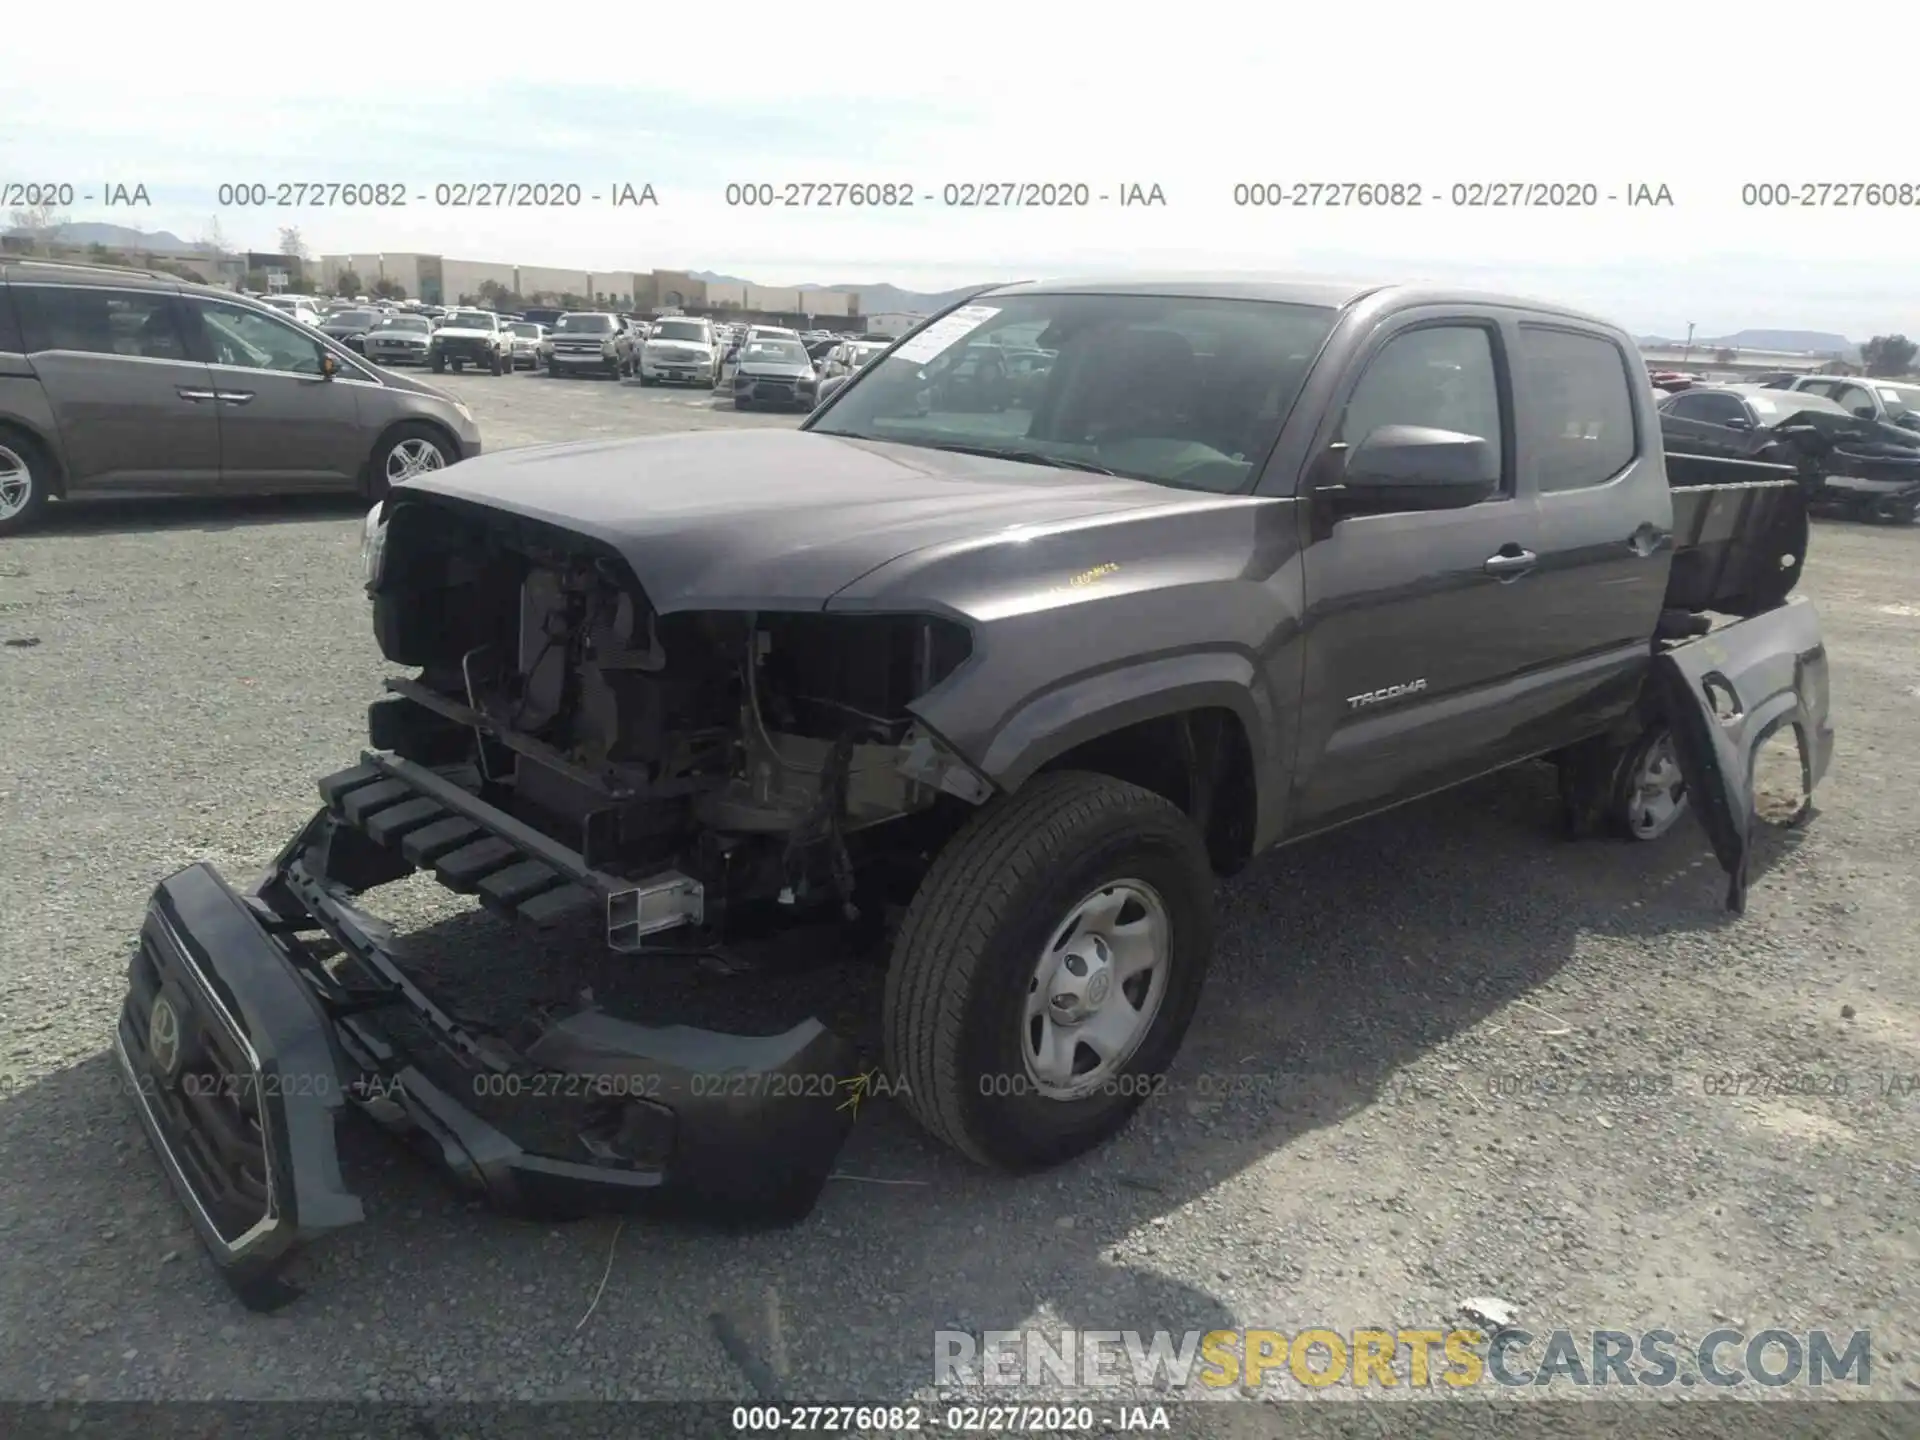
745,284,802,313
798,289,852,318
440,256,517,303
315,251,886,321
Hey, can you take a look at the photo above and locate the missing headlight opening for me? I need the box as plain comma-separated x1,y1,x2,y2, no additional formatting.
367,501,983,938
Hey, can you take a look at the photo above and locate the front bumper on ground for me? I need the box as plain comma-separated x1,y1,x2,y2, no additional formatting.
116,762,860,1309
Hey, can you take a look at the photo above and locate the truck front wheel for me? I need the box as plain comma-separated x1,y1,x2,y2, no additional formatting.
883,771,1214,1171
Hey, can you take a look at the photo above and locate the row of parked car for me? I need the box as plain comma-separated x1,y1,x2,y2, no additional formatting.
253,295,899,407
1654,372,1920,522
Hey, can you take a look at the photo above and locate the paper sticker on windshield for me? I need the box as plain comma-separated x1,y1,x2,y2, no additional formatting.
1879,389,1904,404
893,306,1002,364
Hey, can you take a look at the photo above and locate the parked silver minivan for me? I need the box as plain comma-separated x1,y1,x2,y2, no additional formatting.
0,259,484,535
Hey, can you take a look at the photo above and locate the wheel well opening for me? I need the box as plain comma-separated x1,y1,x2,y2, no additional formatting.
1040,707,1258,874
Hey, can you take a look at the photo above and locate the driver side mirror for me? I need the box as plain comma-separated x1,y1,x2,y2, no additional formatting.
1327,425,1499,513
816,374,849,407
1851,406,1877,420
320,353,338,380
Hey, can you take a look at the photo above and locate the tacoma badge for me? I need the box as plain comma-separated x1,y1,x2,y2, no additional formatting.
1347,679,1428,709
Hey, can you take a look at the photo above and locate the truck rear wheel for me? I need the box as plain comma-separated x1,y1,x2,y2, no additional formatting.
883,771,1214,1171
1612,724,1689,841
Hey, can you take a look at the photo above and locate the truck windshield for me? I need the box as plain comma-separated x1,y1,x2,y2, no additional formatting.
557,314,615,334
651,320,708,341
807,293,1338,491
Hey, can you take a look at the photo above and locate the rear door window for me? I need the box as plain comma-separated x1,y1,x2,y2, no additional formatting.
1516,326,1639,492
14,285,190,361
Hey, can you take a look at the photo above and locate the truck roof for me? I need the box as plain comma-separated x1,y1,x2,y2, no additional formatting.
980,274,1622,331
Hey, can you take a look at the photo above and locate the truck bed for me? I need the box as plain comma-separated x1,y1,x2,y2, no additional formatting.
1664,451,1808,617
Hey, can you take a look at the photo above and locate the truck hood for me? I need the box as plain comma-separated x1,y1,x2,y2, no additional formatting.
432,327,497,341
399,428,1178,612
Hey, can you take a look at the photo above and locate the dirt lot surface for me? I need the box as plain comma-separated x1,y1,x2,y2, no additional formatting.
0,370,1915,1429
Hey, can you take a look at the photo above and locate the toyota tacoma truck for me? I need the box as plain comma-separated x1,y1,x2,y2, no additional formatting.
114,278,1833,1307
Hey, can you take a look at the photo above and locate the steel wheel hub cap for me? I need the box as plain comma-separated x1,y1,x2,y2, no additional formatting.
0,445,32,521
387,438,446,483
1022,880,1170,1100
1631,734,1688,838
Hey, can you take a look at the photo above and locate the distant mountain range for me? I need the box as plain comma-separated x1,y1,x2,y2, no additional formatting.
1638,329,1858,358
20,221,200,253
691,270,978,313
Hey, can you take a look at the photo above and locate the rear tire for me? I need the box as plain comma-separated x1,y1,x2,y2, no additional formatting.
1610,724,1690,842
0,429,53,537
882,771,1214,1171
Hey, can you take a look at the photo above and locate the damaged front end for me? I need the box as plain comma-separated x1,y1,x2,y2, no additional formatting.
117,494,995,1308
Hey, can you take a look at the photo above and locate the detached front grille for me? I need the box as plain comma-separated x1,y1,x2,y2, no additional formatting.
121,925,273,1245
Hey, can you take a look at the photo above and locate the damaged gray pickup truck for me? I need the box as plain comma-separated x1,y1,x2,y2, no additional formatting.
115,277,1833,1307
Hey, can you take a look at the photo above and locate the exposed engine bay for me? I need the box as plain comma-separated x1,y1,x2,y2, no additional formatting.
365,497,988,948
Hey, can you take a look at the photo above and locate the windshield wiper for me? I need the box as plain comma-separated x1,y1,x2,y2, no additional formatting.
921,441,1117,475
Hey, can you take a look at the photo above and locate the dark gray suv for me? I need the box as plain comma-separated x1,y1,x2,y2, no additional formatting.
0,260,484,535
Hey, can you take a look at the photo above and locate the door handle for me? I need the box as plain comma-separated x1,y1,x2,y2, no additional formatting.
1628,523,1669,557
215,391,255,405
1483,547,1538,579
176,387,217,402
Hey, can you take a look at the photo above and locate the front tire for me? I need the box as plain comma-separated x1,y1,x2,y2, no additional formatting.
430,354,446,374
0,429,53,537
488,353,504,376
366,422,453,502
883,772,1214,1171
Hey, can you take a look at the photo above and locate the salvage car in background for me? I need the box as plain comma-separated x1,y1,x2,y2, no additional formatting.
820,338,889,380
1786,374,1920,432
0,258,482,534
546,311,634,379
260,294,324,328
504,320,546,371
318,306,380,354
731,334,818,410
112,276,1831,1308
1658,383,1920,522
638,315,720,387
428,309,511,375
364,313,435,368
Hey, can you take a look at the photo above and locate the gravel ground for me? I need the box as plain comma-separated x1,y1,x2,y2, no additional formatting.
1,372,1916,1429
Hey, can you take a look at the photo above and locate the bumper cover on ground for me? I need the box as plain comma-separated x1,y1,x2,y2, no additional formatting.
117,784,860,1308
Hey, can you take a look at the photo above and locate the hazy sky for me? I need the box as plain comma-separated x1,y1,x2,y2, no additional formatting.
5,1,1913,337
